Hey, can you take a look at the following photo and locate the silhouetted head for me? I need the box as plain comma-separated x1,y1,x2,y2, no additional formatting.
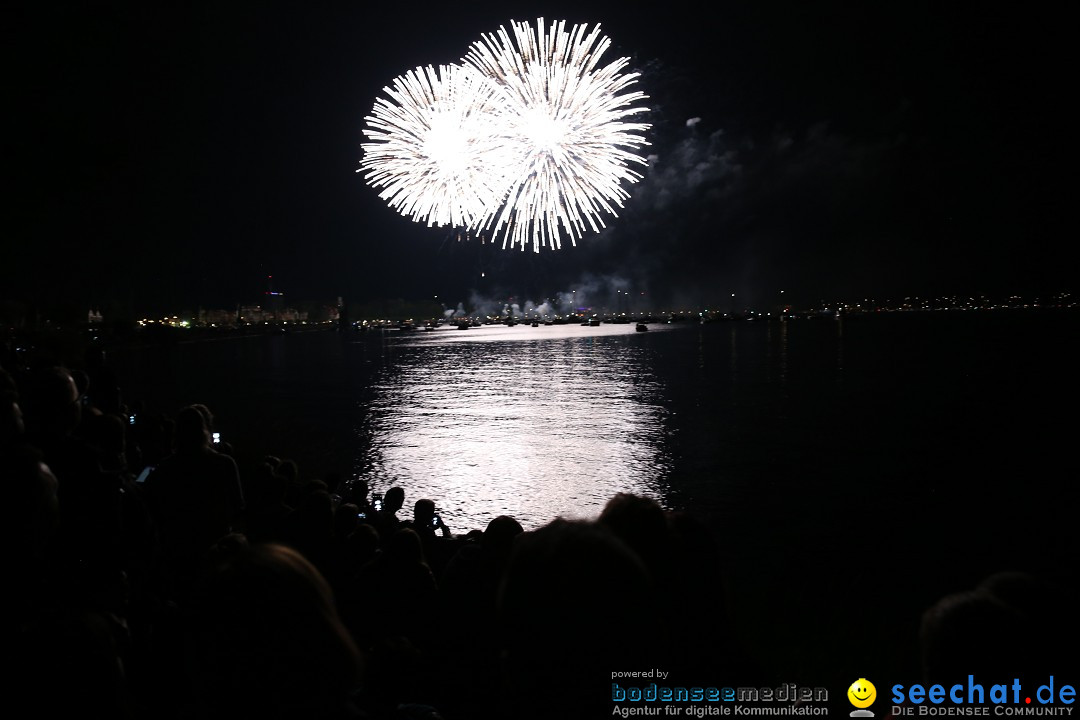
349,523,380,560
385,527,425,565
599,492,669,571
920,587,1030,683
322,471,344,495
22,366,81,437
413,498,436,526
334,503,360,538
278,459,299,484
975,571,1072,673
174,405,211,452
191,543,362,719
384,486,405,513
251,462,288,507
498,519,655,718
2,443,60,563
482,514,523,556
69,368,90,401
80,411,127,471
347,477,368,505
0,389,23,448
190,403,215,431
293,489,334,541
304,479,329,494
204,532,251,569
977,571,1054,618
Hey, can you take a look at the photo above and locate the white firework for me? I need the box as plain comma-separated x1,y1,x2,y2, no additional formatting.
464,18,651,251
358,19,650,251
359,63,513,229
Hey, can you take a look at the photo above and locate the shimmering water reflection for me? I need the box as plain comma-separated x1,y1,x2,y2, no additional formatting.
356,324,674,532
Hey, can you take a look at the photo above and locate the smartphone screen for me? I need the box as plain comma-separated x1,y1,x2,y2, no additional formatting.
136,466,154,484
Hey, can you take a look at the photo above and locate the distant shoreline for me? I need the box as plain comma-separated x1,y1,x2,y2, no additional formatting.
4,303,1077,373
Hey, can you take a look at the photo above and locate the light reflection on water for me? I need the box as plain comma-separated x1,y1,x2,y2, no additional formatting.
355,324,675,532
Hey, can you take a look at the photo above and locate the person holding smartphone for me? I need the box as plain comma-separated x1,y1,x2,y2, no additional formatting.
142,405,244,597
407,498,453,576
368,486,405,541
410,498,449,537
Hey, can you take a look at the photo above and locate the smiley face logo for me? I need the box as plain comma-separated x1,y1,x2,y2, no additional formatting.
848,678,876,709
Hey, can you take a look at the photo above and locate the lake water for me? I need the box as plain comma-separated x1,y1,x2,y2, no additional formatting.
109,309,1078,686
356,322,676,531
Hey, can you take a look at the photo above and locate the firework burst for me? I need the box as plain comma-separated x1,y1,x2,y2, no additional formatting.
359,63,513,229
464,18,650,251
359,19,650,251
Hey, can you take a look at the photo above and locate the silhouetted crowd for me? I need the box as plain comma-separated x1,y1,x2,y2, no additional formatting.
2,347,1075,719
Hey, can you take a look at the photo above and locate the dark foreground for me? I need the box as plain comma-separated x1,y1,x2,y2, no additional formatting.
2,321,1077,718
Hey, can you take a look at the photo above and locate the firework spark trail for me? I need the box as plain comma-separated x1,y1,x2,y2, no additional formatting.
360,63,513,229
359,19,651,251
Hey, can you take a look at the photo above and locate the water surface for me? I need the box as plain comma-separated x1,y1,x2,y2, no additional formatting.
356,323,677,531
110,310,1078,684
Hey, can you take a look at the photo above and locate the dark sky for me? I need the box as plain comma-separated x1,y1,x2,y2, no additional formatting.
6,0,1072,317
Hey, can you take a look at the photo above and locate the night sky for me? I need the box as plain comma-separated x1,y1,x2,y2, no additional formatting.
6,0,1072,318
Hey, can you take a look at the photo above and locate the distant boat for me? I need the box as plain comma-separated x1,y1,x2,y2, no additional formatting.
636,323,648,332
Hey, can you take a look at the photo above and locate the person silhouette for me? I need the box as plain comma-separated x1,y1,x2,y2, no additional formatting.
143,405,244,603
188,542,363,720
